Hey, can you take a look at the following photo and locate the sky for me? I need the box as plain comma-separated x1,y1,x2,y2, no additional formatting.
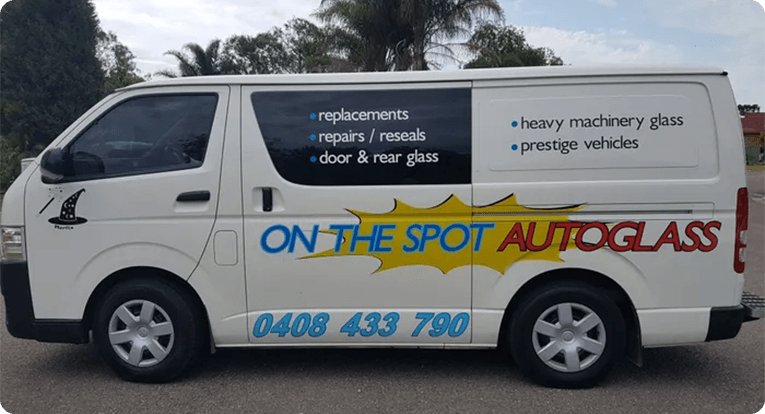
1,0,764,105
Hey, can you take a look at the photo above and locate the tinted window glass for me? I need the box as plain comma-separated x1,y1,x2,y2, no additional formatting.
251,88,471,186
67,94,218,179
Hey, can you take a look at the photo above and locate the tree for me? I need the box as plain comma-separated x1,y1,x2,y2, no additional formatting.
278,18,359,73
395,0,504,71
156,40,229,78
97,30,147,93
221,33,292,75
1,0,106,153
219,19,354,75
738,104,761,116
315,0,503,71
464,23,563,68
314,0,399,71
0,132,24,192
180,19,357,77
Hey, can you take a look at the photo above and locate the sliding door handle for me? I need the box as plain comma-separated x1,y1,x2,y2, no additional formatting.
177,190,210,202
262,188,273,212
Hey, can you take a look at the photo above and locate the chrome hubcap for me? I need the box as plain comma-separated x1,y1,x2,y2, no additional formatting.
108,299,174,368
532,302,606,373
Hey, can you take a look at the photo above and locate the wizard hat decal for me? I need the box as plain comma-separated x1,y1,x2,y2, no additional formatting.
49,189,88,225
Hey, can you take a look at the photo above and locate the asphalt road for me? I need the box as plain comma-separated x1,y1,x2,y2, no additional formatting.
1,173,763,414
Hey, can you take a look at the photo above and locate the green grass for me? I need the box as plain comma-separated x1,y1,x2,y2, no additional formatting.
747,165,765,172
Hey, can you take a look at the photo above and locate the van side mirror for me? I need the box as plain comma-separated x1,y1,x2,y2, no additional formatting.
40,148,71,184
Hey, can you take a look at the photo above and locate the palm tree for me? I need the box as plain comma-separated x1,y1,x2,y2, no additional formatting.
403,0,504,70
156,39,229,78
315,0,503,71
314,0,400,72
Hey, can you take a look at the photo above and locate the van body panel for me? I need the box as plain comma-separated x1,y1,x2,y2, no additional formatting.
0,159,35,227
470,76,745,342
638,308,711,347
188,85,248,345
117,66,726,91
473,249,652,309
22,86,231,319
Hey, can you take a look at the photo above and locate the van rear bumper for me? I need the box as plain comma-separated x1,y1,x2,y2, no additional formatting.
705,305,745,342
0,262,89,344
704,290,765,341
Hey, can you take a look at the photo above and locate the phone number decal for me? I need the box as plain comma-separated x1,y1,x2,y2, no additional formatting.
252,312,470,338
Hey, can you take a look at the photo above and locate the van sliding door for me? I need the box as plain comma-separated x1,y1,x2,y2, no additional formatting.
241,82,475,345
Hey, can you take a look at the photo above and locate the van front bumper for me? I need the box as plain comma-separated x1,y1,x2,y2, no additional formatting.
0,262,89,344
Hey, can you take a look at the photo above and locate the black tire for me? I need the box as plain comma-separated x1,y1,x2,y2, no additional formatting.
92,277,206,383
508,281,626,388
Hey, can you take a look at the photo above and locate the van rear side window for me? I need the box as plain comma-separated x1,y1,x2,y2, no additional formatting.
478,83,713,177
251,89,472,186
66,94,218,181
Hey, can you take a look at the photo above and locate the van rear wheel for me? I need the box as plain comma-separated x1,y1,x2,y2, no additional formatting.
508,282,625,388
93,278,205,383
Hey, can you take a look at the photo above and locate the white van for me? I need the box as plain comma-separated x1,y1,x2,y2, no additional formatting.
1,66,761,388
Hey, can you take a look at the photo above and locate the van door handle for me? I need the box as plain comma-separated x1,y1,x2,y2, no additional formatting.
176,191,210,202
262,188,273,212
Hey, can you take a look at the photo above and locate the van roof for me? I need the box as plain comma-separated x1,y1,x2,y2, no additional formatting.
119,65,726,91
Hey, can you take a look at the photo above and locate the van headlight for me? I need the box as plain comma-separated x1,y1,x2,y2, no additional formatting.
1,226,26,263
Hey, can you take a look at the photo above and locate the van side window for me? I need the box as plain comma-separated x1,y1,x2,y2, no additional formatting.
66,94,218,180
251,89,471,186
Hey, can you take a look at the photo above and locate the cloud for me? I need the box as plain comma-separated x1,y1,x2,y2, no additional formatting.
593,0,618,8
714,31,765,105
638,0,764,104
519,24,763,104
12,0,758,105
519,26,684,66
93,0,317,76
645,0,764,36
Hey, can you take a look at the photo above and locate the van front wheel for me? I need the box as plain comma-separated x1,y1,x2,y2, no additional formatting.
93,278,205,382
508,282,625,388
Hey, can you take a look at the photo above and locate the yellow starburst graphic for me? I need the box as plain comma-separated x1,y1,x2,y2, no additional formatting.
303,194,585,274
